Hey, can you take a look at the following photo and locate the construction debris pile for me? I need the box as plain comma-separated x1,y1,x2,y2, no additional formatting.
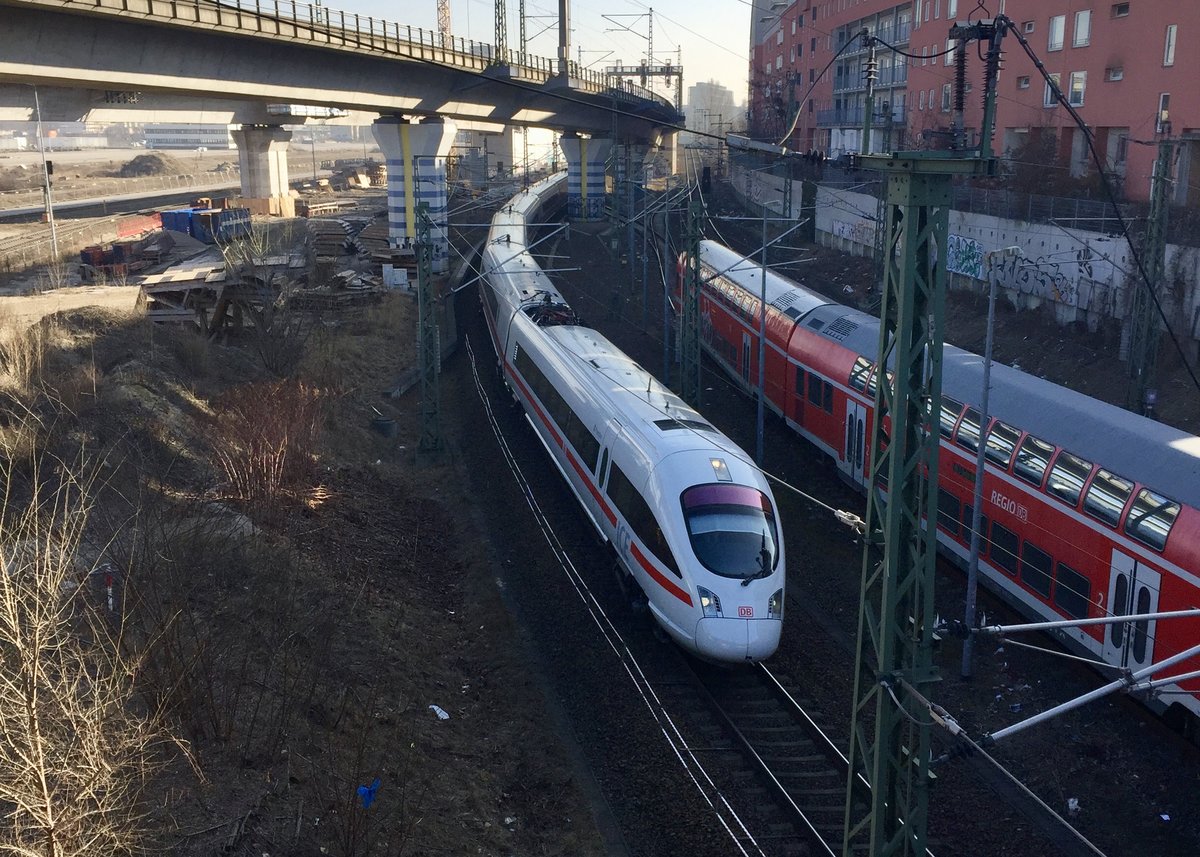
80,231,175,282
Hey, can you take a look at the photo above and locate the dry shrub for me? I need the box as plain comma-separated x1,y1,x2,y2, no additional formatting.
0,309,50,395
210,378,323,518
0,436,157,857
170,328,211,379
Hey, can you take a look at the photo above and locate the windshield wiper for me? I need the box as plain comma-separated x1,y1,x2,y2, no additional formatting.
741,531,773,587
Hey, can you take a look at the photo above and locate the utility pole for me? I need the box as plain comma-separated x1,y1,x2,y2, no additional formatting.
642,163,650,328
31,86,58,261
756,204,768,466
1126,137,1173,416
679,199,702,407
842,17,1003,857
416,202,441,453
437,0,451,47
494,0,508,63
861,31,876,155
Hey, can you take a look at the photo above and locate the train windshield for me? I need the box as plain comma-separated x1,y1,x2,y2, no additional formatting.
681,484,778,581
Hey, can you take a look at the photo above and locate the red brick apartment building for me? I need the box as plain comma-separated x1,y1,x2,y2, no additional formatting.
748,1,1200,202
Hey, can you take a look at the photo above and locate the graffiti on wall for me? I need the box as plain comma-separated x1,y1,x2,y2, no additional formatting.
983,243,1117,310
946,234,984,279
832,219,875,245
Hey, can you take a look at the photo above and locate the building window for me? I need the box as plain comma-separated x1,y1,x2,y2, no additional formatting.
1069,71,1087,106
1073,10,1091,45
919,89,926,110
948,0,957,16
777,30,784,45
1044,72,1061,107
934,0,941,18
929,88,935,108
1017,75,1031,89
941,83,952,110
1048,14,1065,50
1164,24,1177,66
921,45,927,65
790,47,796,63
776,55,783,70
1157,92,1170,133
1022,20,1035,33
1111,2,1129,16
791,20,797,35
1106,66,1124,81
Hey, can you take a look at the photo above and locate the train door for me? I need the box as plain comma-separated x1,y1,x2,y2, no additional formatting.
840,399,867,487
741,332,752,384
1102,549,1161,672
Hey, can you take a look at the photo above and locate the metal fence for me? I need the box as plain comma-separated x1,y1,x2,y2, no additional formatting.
950,186,1133,234
24,0,670,109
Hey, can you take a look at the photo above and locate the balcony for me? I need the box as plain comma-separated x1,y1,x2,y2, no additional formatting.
832,64,909,93
817,104,907,128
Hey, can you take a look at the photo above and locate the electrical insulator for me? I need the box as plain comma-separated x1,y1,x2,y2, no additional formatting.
865,59,879,82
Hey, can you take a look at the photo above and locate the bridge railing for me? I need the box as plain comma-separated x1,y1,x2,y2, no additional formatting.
46,0,672,110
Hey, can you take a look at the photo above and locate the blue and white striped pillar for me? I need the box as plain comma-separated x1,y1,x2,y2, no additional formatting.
372,116,457,274
560,133,612,220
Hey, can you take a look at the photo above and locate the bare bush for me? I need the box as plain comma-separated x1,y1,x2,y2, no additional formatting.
210,379,323,518
0,438,156,857
0,309,50,396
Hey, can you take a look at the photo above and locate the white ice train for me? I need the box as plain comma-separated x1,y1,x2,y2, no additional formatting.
478,174,786,662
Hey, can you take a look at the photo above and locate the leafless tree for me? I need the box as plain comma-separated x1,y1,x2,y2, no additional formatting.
0,435,156,857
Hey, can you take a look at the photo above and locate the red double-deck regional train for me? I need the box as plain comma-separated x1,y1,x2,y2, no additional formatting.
681,239,1200,727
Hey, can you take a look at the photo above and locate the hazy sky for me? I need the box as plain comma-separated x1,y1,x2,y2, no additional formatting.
345,0,752,106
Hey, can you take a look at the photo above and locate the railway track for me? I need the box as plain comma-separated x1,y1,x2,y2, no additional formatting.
686,660,848,857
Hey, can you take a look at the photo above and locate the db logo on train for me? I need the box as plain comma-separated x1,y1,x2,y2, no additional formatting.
738,606,754,618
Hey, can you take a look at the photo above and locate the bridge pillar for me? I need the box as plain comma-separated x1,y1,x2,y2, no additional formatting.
232,125,293,217
372,116,457,275
560,132,612,220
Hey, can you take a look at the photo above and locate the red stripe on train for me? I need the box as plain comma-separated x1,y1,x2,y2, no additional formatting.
631,543,693,606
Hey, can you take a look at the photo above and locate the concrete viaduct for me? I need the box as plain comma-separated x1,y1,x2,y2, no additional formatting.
0,0,683,270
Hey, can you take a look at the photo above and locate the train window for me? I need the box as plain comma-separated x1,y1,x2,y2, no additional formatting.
564,412,601,469
1110,573,1128,648
939,396,964,438
1082,469,1134,527
849,356,872,392
808,373,834,413
962,505,988,547
1132,585,1152,663
955,407,982,452
795,366,806,396
937,488,961,537
681,484,778,581
1124,488,1180,551
1053,562,1090,620
598,448,609,481
1046,451,1092,507
984,421,1021,468
989,521,1019,576
608,464,680,576
1020,541,1052,597
863,367,892,398
1013,434,1055,487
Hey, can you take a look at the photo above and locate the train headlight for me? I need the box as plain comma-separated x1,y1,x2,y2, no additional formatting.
697,587,723,618
768,589,784,620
